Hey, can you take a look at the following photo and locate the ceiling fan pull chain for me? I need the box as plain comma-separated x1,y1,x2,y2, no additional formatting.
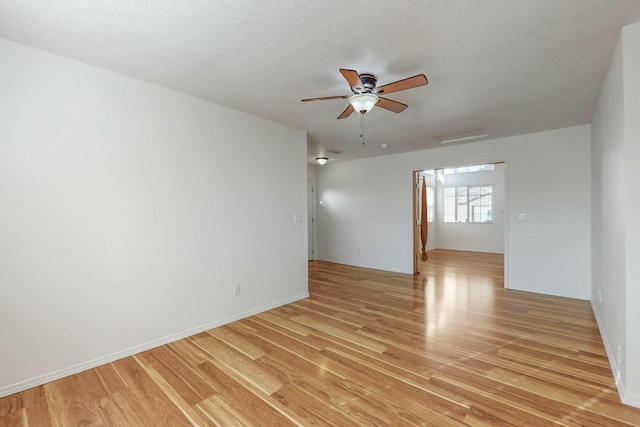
361,114,365,145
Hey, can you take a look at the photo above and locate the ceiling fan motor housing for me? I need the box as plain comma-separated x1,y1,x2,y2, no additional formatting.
356,73,378,93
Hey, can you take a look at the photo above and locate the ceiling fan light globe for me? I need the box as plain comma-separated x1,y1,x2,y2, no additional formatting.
349,93,379,114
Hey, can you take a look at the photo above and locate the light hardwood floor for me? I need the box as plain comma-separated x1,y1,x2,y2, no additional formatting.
1,249,639,426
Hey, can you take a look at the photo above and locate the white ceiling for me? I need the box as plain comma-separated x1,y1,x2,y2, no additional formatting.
1,0,639,163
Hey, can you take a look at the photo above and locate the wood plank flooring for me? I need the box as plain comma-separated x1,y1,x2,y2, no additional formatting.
2,249,639,426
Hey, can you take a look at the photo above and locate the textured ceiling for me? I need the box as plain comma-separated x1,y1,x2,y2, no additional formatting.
1,0,639,163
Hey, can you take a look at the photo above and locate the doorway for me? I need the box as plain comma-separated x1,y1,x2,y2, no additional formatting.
413,162,508,286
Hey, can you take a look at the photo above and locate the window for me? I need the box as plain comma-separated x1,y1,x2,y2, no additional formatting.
443,164,495,174
426,186,434,222
444,186,494,223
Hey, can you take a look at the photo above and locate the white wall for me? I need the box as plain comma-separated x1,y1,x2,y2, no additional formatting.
435,164,505,253
591,21,640,408
590,28,627,401
622,22,640,407
317,125,591,300
0,38,308,397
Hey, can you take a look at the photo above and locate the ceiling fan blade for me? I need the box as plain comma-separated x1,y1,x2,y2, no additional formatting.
377,97,408,113
376,74,428,95
301,95,349,102
339,69,363,90
337,104,355,119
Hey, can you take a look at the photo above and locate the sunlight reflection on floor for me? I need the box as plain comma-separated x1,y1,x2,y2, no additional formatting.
419,250,503,339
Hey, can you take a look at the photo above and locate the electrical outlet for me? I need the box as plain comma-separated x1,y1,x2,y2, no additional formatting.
516,212,527,221
233,284,241,296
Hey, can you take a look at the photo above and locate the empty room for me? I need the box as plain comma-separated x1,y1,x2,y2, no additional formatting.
2,1,640,425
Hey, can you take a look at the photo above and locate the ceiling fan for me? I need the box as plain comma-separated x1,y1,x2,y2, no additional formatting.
302,69,428,119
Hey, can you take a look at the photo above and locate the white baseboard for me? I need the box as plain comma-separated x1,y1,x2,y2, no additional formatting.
623,393,640,408
0,292,309,399
590,300,627,402
580,302,640,409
